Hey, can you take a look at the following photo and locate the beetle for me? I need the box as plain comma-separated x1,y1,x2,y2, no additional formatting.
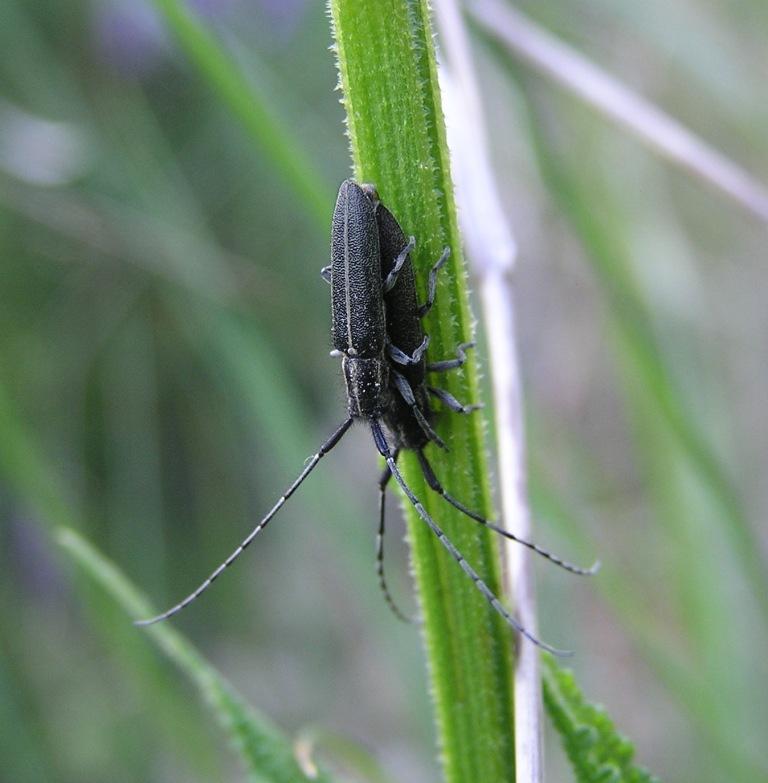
136,180,595,654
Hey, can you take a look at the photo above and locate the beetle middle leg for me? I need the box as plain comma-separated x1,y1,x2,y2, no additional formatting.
427,386,482,415
427,341,475,373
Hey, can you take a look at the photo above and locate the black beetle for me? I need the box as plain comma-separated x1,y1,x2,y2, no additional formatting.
136,179,596,654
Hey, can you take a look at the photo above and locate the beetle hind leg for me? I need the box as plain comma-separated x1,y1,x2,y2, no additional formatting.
428,386,482,414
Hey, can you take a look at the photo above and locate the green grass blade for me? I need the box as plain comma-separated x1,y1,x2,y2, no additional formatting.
56,527,338,783
542,656,660,783
149,0,330,227
0,381,78,531
0,650,54,783
329,3,515,781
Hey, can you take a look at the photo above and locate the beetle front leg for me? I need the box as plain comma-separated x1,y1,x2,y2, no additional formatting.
417,247,450,318
383,236,416,292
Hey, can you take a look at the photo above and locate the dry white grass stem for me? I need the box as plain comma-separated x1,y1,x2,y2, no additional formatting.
435,2,542,782
469,0,768,224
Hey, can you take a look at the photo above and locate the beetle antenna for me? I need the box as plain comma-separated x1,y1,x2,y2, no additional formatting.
135,417,354,627
370,420,572,656
415,451,599,576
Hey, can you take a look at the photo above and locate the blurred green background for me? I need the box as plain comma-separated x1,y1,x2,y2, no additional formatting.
0,1,766,781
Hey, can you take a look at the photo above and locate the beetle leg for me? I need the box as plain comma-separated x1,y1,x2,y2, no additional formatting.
427,386,483,414
388,335,430,366
383,236,416,292
427,341,475,373
417,247,450,318
391,370,447,450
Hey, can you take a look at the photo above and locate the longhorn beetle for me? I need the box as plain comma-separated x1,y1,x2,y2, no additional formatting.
136,179,596,654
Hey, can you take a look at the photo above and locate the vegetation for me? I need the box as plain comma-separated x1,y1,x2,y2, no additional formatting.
0,1,765,781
